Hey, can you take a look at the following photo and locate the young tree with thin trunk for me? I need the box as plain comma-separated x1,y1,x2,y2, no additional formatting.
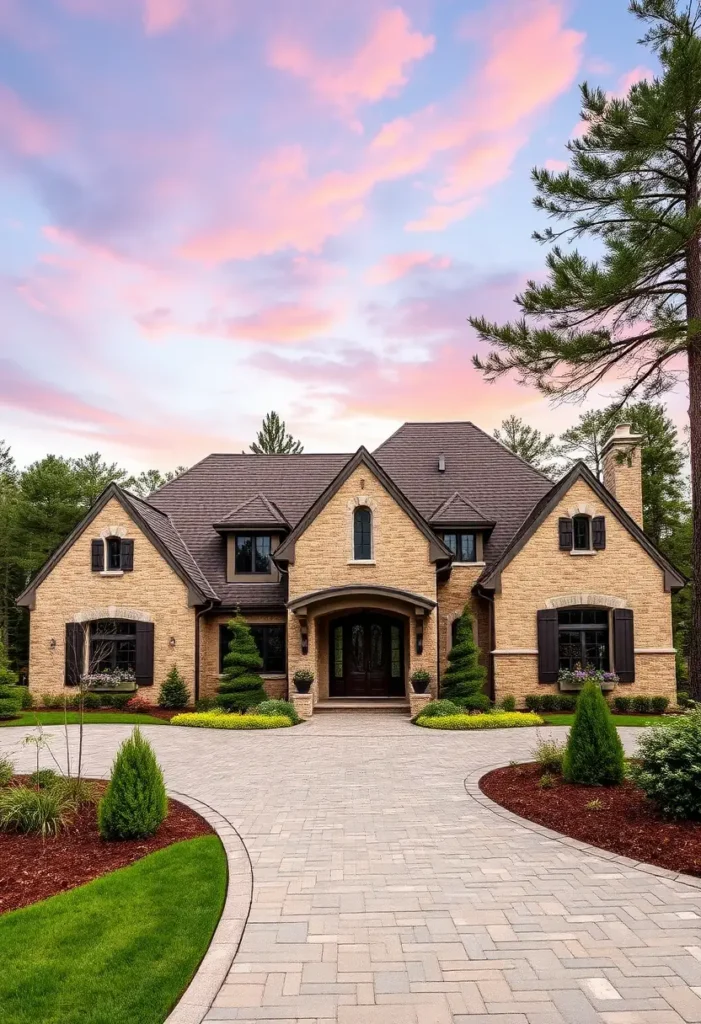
469,1,701,695
249,412,304,454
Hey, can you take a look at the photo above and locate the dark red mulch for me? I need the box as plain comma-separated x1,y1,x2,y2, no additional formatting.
0,780,212,914
480,762,701,877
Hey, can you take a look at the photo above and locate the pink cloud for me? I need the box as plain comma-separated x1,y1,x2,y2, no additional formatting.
367,251,451,285
406,198,482,233
268,8,434,117
0,85,59,156
544,158,568,172
614,64,655,96
143,0,187,34
202,302,341,343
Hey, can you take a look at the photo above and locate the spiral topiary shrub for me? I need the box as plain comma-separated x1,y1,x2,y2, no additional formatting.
562,681,625,786
441,605,486,705
217,616,267,712
98,728,168,840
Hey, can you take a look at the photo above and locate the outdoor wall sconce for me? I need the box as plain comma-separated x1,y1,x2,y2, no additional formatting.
49,638,56,650
415,617,424,655
169,636,176,648
299,616,309,656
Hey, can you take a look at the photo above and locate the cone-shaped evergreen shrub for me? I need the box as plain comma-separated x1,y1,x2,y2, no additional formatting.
158,664,190,709
441,605,487,705
217,616,267,712
562,681,625,786
98,727,168,840
0,641,21,720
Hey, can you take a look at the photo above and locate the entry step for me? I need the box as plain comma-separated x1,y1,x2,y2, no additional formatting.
314,699,410,714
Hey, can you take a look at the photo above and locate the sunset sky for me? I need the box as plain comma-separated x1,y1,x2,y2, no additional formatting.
0,0,688,472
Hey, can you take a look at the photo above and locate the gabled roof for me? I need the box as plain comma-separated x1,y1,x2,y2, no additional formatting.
477,460,686,594
214,492,289,532
429,491,495,528
16,482,218,609
274,447,452,565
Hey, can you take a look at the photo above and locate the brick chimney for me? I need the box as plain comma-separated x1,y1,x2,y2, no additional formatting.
602,423,644,527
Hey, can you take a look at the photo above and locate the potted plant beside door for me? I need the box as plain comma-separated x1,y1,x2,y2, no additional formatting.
293,669,314,694
411,669,431,695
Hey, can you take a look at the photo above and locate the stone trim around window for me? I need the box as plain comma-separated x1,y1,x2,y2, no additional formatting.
71,606,153,623
544,593,630,610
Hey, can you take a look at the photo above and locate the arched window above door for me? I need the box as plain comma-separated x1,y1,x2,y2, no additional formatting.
353,506,373,561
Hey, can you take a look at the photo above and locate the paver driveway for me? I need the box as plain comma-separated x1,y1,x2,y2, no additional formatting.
4,714,701,1024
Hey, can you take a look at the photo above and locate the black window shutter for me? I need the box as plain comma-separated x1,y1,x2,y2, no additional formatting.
135,622,155,686
558,518,573,550
121,538,134,571
613,609,635,682
65,623,84,686
592,516,606,550
537,609,559,683
91,539,104,572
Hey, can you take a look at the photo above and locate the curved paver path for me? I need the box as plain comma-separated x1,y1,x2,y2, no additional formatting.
3,715,701,1024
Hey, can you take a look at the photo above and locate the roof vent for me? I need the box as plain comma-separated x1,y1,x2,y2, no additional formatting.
438,453,446,473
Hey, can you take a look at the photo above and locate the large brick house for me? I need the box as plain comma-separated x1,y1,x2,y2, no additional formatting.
17,421,685,712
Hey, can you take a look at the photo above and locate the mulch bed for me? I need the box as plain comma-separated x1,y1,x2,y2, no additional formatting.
480,762,701,877
0,779,213,914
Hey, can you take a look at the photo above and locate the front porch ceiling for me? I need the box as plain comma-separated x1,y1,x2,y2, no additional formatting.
287,584,437,616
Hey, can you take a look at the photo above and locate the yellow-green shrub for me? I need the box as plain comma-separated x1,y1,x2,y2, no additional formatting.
171,712,292,729
416,712,543,730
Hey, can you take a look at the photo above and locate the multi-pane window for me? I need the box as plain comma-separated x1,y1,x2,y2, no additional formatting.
353,507,372,560
235,534,272,574
572,516,591,551
219,623,285,673
558,608,609,671
442,531,477,562
89,620,137,674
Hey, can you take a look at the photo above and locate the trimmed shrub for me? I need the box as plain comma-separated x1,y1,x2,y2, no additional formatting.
632,695,652,714
217,615,267,712
16,687,33,710
29,768,58,789
500,695,516,712
677,690,691,707
41,692,78,709
416,700,460,719
172,712,292,729
158,665,190,709
441,605,486,705
525,694,542,712
556,694,577,712
105,692,132,710
562,681,625,786
613,695,632,714
0,786,72,836
98,728,168,841
0,640,21,720
195,696,217,712
83,692,103,710
651,696,670,715
633,710,701,819
124,696,153,714
416,712,543,730
0,754,14,787
539,693,557,712
457,692,492,713
532,735,566,773
255,699,301,724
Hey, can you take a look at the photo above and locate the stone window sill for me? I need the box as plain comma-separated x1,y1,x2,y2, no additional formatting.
99,570,124,577
453,561,486,567
347,559,376,565
570,550,596,556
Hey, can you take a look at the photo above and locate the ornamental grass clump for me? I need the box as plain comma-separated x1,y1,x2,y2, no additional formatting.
158,665,190,709
98,727,168,841
0,754,14,787
217,615,267,712
633,710,701,819
562,681,624,786
255,699,301,724
532,734,566,774
0,786,72,836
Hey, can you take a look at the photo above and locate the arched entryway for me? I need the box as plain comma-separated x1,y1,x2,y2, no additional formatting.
328,612,405,698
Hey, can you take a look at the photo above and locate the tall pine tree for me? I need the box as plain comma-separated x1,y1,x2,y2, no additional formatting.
470,1,701,695
249,412,304,454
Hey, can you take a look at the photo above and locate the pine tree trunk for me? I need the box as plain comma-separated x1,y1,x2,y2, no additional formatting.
688,337,701,699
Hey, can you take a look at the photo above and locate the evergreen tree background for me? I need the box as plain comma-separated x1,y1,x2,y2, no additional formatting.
493,416,559,476
217,615,268,712
0,639,20,719
158,665,190,709
469,1,701,695
249,412,304,455
441,605,487,706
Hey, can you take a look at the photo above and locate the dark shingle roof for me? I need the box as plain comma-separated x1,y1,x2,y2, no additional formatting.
374,422,553,571
429,491,494,528
214,492,289,531
148,454,352,608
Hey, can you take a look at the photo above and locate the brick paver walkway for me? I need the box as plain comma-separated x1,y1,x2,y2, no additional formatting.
4,714,701,1023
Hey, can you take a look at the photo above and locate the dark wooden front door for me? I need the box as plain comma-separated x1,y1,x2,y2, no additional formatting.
329,613,404,698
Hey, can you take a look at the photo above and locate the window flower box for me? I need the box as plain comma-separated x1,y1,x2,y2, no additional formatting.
558,666,619,692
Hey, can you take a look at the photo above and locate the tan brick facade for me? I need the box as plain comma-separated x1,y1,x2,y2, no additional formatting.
493,477,676,707
28,498,196,704
287,465,439,701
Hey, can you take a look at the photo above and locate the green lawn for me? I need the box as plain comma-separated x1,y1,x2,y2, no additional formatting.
541,712,678,728
0,834,227,1024
0,711,168,728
